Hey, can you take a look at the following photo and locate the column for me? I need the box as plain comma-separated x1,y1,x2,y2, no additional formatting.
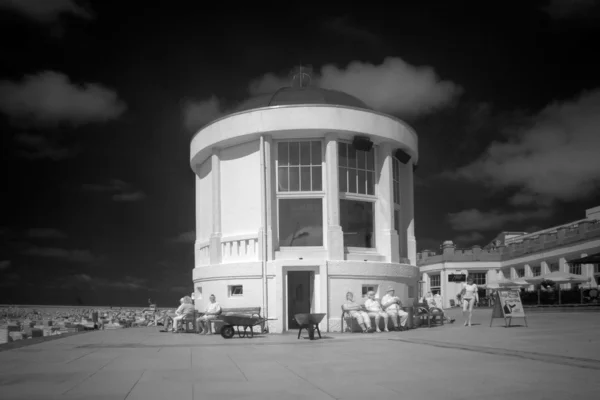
376,143,399,262
209,149,222,264
399,158,416,265
259,135,274,260
541,261,550,275
559,257,568,289
325,133,344,260
524,264,534,291
510,267,517,280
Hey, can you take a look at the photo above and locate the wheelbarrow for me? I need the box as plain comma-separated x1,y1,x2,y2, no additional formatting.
294,313,326,340
219,314,268,339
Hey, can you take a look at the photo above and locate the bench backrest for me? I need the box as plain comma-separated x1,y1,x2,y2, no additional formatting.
220,307,261,317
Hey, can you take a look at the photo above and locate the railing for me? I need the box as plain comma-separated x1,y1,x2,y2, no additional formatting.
221,234,259,263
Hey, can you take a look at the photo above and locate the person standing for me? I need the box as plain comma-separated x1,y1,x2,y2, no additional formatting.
461,277,479,327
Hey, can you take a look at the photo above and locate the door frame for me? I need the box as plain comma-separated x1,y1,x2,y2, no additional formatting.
283,265,319,331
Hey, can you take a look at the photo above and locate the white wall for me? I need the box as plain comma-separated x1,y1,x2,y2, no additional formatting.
196,159,212,244
220,140,261,237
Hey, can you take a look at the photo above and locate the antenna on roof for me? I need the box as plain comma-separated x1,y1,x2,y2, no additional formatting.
290,64,312,88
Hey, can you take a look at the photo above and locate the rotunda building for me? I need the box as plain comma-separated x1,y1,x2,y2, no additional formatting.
190,81,420,333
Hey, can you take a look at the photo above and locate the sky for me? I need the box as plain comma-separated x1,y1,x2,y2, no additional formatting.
1,0,599,306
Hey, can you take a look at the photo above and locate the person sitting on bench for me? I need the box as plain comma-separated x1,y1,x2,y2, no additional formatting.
364,291,389,333
172,296,194,333
381,287,409,331
197,294,221,335
342,291,372,333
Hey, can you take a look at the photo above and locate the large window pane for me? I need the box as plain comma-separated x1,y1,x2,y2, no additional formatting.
300,166,310,191
367,150,374,170
279,142,289,166
357,170,366,194
338,142,347,167
279,199,323,246
348,146,357,169
367,172,374,195
300,142,311,165
339,168,347,192
290,142,299,165
340,199,374,248
311,141,322,165
357,151,366,169
312,166,322,191
278,167,288,191
289,166,300,191
348,169,357,193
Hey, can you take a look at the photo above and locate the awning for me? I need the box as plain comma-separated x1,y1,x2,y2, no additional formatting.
568,252,600,265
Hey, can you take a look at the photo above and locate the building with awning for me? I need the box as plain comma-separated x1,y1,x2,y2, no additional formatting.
417,205,600,308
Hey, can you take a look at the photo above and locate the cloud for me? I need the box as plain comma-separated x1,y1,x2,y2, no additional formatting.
0,0,93,23
454,232,485,247
169,231,196,244
0,71,126,127
82,179,146,202
248,57,462,118
21,246,97,263
112,191,146,202
14,132,79,160
447,208,552,232
322,16,382,46
0,260,11,270
453,89,600,205
0,272,19,287
27,228,67,238
60,274,148,291
182,95,225,132
542,0,598,19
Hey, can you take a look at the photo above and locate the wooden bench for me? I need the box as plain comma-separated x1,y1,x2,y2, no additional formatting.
341,306,413,332
414,303,444,328
204,307,263,334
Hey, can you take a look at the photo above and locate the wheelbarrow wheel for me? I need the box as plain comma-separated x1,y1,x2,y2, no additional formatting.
220,325,234,339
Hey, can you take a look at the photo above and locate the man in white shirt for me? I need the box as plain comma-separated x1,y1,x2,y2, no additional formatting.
381,287,409,331
364,291,389,333
197,294,222,335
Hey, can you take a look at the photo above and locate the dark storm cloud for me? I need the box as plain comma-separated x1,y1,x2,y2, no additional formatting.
26,228,67,239
0,0,93,23
453,232,486,247
82,179,146,202
57,274,149,291
21,246,98,263
14,132,80,161
169,231,196,244
447,209,553,232
0,260,11,270
322,16,383,47
453,89,600,206
542,0,599,19
0,71,126,128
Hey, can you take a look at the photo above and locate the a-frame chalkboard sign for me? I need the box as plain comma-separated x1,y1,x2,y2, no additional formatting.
490,289,528,328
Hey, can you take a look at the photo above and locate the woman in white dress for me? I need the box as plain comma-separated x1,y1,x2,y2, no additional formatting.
461,277,479,327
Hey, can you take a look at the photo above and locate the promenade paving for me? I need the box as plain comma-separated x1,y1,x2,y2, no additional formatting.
1,309,599,399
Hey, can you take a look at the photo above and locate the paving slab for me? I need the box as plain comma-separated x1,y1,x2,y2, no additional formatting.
1,310,600,399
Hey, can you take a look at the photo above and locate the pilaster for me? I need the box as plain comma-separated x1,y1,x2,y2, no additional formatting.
325,133,344,260
209,149,222,265
375,143,399,263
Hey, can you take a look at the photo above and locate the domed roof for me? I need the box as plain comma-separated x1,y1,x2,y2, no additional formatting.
233,86,371,113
